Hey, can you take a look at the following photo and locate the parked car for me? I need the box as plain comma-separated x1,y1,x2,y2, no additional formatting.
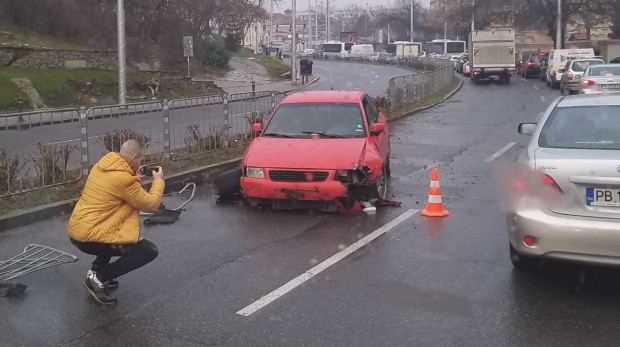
521,52,548,78
578,64,620,94
455,56,469,73
511,93,620,271
516,50,538,74
559,58,605,95
610,57,620,64
240,91,391,211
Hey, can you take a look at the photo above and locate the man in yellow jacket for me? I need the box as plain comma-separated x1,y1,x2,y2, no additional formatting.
68,139,165,305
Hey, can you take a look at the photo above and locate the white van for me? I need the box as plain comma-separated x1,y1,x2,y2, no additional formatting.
322,41,347,59
394,41,421,59
547,48,595,87
348,44,374,58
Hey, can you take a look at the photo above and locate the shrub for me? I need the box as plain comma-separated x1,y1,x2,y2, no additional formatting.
30,143,78,185
0,150,22,194
183,124,226,153
197,36,231,68
373,96,391,113
102,129,150,153
225,33,243,52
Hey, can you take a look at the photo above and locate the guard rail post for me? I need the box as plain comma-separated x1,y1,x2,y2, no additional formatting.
79,106,89,176
163,99,170,159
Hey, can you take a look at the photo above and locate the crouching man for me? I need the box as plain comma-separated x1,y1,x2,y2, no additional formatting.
67,139,164,305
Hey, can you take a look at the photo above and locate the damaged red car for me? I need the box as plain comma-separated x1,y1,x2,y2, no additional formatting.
240,91,391,211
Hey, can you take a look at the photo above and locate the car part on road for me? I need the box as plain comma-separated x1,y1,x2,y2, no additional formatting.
0,281,27,297
421,168,450,217
0,244,78,281
141,182,196,225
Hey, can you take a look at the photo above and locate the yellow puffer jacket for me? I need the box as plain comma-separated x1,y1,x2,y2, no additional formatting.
68,152,165,244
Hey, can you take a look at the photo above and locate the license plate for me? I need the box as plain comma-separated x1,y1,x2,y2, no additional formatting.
587,188,620,207
600,84,620,90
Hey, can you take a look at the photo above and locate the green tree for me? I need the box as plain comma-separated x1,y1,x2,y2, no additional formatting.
197,35,231,68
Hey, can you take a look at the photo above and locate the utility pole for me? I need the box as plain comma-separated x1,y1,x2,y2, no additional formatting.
117,0,126,105
556,0,562,49
270,0,274,45
365,4,369,44
315,0,318,47
410,0,414,42
327,0,330,41
444,0,447,40
471,0,475,33
308,0,312,49
387,0,390,44
292,0,298,85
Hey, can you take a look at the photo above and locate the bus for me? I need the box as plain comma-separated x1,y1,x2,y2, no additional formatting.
322,41,347,58
425,39,467,56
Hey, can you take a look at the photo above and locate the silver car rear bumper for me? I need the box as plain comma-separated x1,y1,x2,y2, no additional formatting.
507,206,620,266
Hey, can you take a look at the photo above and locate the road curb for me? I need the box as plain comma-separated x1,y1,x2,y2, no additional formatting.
388,77,463,122
283,76,320,93
0,159,241,232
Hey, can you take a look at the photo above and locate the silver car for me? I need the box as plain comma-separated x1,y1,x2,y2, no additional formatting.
578,64,620,94
510,94,620,271
559,58,605,95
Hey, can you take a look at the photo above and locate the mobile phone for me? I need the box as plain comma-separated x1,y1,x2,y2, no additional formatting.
142,166,156,177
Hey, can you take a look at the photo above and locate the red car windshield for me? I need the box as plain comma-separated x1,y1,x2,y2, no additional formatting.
263,103,367,138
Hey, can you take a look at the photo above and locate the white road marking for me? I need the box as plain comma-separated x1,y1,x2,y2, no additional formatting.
484,142,517,163
369,80,376,84
540,96,546,102
353,87,360,91
375,74,379,79
521,78,528,82
533,85,539,90
370,71,375,74
235,209,419,317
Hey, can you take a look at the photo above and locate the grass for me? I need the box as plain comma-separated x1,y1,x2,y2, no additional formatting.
0,146,247,216
0,67,149,110
0,73,28,110
0,24,92,51
232,47,290,80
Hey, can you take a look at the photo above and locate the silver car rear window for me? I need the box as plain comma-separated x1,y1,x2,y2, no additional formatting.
539,106,620,150
588,66,620,76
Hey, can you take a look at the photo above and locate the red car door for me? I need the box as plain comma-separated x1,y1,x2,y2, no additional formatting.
362,96,389,162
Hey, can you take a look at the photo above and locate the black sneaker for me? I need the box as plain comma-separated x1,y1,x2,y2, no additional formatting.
106,278,119,289
88,270,119,289
83,273,117,305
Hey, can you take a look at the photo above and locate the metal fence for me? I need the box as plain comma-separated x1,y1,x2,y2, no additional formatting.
0,56,452,198
386,57,455,110
0,92,287,197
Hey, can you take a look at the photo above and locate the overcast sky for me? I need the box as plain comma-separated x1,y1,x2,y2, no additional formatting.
274,0,431,13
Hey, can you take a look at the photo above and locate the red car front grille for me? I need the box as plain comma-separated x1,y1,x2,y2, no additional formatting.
269,170,329,182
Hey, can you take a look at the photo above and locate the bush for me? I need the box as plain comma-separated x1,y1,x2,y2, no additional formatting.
30,143,78,186
0,150,22,194
225,33,243,52
102,129,150,153
183,124,226,153
197,36,231,68
373,96,391,113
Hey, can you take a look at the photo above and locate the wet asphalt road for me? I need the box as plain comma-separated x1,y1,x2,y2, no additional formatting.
3,68,620,346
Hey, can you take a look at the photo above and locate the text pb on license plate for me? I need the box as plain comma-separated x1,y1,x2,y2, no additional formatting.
601,84,620,90
587,188,620,207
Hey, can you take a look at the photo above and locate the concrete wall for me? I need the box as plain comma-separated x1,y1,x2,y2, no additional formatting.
565,40,620,62
0,47,118,70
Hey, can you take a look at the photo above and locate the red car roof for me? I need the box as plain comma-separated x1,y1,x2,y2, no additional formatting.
281,91,365,104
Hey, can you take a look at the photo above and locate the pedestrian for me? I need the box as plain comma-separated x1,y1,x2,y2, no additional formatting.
67,139,165,305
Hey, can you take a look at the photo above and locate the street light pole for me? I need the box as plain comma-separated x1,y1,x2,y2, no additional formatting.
410,0,414,42
387,0,390,44
117,0,126,105
444,0,447,40
308,0,312,49
556,0,562,49
327,0,330,41
270,0,274,45
365,4,368,44
292,0,297,85
315,0,318,47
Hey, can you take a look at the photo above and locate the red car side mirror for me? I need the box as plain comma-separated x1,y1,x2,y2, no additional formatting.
371,123,385,135
251,123,263,133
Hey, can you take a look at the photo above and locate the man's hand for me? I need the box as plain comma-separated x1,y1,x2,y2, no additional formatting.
136,165,148,180
152,166,164,180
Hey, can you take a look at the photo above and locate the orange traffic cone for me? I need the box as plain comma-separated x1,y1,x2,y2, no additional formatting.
421,168,450,217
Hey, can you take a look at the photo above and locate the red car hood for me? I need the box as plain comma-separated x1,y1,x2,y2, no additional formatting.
244,137,369,170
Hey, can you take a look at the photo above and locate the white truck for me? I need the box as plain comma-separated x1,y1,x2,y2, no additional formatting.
469,29,516,83
394,41,422,59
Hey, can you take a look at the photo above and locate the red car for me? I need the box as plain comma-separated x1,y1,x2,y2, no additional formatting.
240,91,391,210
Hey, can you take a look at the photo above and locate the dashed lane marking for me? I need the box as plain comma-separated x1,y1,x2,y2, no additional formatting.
235,209,419,317
484,142,517,163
